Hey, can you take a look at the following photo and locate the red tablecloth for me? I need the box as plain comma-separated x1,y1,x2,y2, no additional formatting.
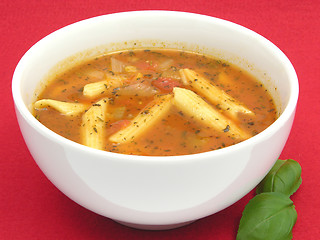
2,1,319,239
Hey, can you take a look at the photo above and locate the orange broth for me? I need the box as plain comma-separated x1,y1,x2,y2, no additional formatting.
33,49,277,156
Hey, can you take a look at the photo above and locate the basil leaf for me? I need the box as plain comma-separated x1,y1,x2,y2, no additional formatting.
256,159,302,196
237,192,297,240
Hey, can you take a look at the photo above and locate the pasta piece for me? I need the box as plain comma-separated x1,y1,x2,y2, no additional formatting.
34,99,88,116
109,94,173,143
173,87,251,140
179,69,254,119
81,98,109,150
83,74,125,98
179,68,188,85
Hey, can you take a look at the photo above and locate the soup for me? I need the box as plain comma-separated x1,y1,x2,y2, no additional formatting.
33,49,277,156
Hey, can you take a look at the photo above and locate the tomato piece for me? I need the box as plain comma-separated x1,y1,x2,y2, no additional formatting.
108,119,131,135
135,61,158,71
152,77,182,93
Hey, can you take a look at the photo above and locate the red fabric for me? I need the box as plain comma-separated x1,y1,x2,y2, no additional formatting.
1,0,319,239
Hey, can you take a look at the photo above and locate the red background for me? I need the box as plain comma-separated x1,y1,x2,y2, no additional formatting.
2,1,319,239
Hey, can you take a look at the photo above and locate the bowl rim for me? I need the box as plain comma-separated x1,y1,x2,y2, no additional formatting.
12,10,299,163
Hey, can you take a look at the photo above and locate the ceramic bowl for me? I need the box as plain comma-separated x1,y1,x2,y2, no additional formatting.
12,11,298,230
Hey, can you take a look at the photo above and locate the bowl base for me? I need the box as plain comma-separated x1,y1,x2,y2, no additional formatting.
114,219,196,230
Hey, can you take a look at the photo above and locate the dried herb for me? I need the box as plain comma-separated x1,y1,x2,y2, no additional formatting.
223,125,230,132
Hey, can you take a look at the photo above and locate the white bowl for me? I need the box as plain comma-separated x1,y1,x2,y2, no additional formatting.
12,11,298,230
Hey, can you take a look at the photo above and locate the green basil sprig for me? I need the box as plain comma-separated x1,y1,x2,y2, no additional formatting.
236,159,302,240
256,159,302,196
236,192,297,240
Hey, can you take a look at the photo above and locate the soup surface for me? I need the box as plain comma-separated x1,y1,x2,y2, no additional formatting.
33,49,277,156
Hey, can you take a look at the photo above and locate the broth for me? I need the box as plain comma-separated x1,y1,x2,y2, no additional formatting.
33,49,277,156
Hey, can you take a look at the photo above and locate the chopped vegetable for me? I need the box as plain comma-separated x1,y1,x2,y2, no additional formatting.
124,65,137,73
152,77,182,93
108,119,131,135
110,57,126,73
